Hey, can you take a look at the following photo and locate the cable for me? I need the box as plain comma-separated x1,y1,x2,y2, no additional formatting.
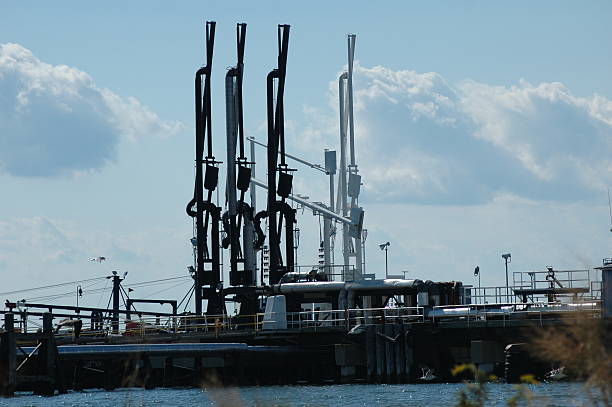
178,283,195,310
7,275,191,305
96,278,110,308
29,275,192,302
119,289,128,310
120,285,134,313
123,275,191,289
105,291,113,315
46,278,187,303
24,279,108,302
0,276,106,297
140,280,190,300
183,285,195,313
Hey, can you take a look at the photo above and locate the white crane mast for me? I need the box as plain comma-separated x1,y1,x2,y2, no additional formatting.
338,34,364,281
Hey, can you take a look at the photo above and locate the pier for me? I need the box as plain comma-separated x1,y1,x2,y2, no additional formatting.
2,265,609,395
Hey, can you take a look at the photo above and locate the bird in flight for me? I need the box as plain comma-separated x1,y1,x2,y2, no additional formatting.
90,256,107,263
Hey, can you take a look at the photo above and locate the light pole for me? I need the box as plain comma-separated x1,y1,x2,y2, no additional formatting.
502,253,511,303
76,285,83,308
126,287,134,320
474,266,480,304
379,242,390,278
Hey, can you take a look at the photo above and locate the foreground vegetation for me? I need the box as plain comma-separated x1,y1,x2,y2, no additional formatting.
453,317,612,407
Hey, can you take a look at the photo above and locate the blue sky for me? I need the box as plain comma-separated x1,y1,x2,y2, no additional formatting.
1,1,611,310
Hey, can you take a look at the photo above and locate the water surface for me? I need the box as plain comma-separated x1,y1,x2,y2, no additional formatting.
0,383,590,406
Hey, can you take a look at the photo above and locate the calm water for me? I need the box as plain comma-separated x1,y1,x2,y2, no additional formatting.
0,383,591,407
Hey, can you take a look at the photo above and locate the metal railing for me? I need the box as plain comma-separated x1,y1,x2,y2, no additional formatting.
513,269,590,291
8,300,602,341
467,286,512,305
467,268,599,304
292,264,370,282
590,281,602,300
44,306,425,340
282,306,425,330
430,301,602,326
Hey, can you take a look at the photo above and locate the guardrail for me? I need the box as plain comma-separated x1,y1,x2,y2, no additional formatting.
47,306,425,339
430,301,602,327
9,300,602,341
292,264,369,282
467,281,601,305
512,269,590,291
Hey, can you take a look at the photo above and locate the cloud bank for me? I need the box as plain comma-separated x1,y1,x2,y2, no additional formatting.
0,43,183,177
301,64,612,205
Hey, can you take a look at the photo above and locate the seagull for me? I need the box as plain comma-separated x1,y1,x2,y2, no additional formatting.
545,366,567,381
90,256,107,263
419,367,437,381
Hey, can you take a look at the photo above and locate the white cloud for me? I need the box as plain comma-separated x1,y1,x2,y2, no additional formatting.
461,80,612,187
299,63,612,204
0,43,184,177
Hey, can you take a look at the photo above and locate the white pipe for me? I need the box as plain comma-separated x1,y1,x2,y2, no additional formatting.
274,282,346,294
346,34,363,280
346,279,422,291
249,137,256,212
338,73,351,281
273,279,422,294
347,34,357,169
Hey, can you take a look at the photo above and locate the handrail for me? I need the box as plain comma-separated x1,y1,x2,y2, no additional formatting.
11,301,602,337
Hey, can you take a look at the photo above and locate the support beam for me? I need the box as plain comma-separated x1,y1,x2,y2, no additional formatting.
251,178,352,226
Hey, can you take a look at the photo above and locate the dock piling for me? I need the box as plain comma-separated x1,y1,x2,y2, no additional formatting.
1,313,16,396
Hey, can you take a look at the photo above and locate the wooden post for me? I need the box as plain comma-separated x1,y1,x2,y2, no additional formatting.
35,312,57,396
385,323,395,380
1,313,16,396
375,325,385,380
164,357,174,387
365,325,376,381
404,327,414,381
396,323,406,381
